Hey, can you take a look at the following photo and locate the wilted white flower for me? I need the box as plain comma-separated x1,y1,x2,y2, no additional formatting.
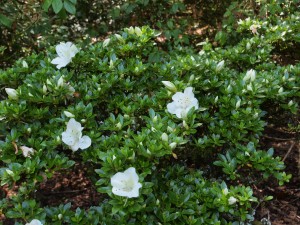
5,88,18,100
25,219,43,225
228,196,237,205
51,42,79,69
162,81,177,92
167,87,199,118
111,167,142,198
250,24,261,35
62,118,91,151
20,146,34,158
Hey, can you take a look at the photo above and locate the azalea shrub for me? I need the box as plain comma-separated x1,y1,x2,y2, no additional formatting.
0,23,299,224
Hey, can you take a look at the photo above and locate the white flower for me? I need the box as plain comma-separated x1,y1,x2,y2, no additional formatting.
20,146,35,158
5,88,18,100
25,219,43,225
228,196,237,205
62,118,91,151
111,167,142,198
51,42,79,69
167,87,199,118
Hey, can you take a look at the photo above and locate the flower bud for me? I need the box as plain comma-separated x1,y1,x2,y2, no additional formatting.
162,81,177,92
236,99,241,109
216,60,225,72
5,88,18,100
169,142,177,150
135,27,142,36
153,116,158,123
127,26,135,34
64,111,75,118
288,100,293,107
167,126,173,132
222,188,229,195
43,84,47,94
183,120,189,129
58,214,63,220
161,133,168,142
244,69,256,82
228,196,237,205
116,122,122,130
57,76,64,87
103,38,110,47
22,60,28,68
278,87,283,94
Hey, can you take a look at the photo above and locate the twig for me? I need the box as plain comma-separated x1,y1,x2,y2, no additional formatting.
283,142,296,162
262,135,296,141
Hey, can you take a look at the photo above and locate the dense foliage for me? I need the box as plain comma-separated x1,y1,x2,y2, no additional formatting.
0,0,299,224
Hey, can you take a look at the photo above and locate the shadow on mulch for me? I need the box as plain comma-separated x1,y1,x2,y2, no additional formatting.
255,126,300,225
35,163,103,210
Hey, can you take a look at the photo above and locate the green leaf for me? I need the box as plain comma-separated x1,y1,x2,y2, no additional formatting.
0,14,12,27
64,0,76,14
52,0,63,14
42,0,53,12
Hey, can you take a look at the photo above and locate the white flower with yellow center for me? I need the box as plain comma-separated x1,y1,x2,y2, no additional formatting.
51,42,79,69
111,167,142,198
62,118,91,151
25,219,43,225
167,87,199,118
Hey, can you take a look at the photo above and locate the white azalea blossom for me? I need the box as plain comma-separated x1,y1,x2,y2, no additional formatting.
167,87,199,118
25,219,43,225
111,167,142,198
5,88,18,100
51,42,79,69
20,146,35,158
228,196,237,205
62,118,91,151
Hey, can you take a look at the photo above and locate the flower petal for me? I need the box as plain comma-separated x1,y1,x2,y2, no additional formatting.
167,102,178,114
124,167,139,183
184,87,194,97
78,135,91,150
62,131,76,146
67,118,83,133
111,172,128,189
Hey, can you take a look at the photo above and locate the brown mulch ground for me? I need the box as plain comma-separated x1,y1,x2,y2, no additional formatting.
255,126,300,225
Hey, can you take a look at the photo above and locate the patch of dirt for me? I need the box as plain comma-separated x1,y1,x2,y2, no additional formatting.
255,126,300,225
35,163,103,209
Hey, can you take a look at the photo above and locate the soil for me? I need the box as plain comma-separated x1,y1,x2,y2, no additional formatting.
254,126,300,225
